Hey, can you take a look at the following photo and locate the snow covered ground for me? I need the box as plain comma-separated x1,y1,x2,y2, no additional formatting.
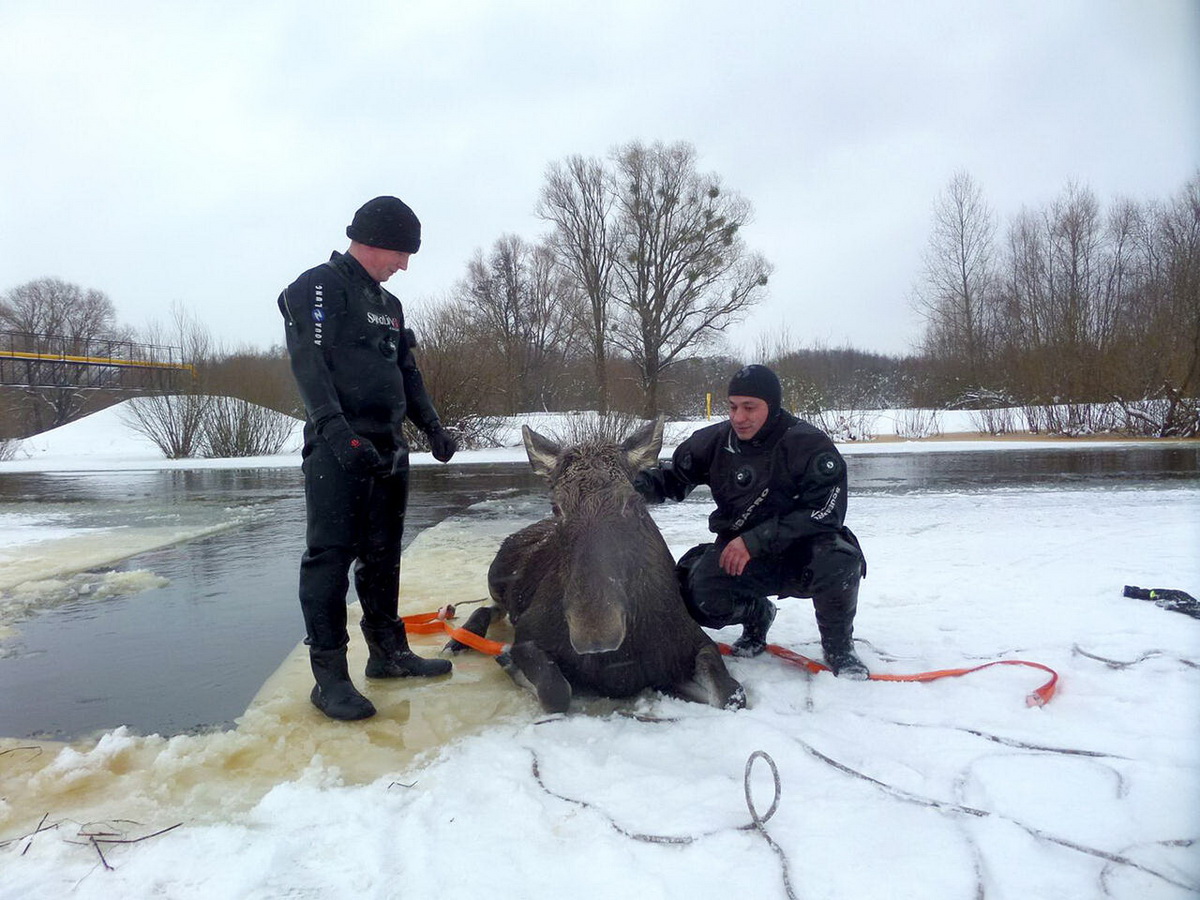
0,403,1197,899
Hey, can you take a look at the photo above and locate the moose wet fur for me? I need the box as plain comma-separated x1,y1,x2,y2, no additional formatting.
451,419,746,713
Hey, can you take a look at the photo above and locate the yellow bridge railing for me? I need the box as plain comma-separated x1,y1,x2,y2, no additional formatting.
0,330,192,390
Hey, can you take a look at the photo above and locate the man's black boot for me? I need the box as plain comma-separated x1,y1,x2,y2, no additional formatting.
309,645,377,720
820,628,870,679
361,620,453,679
731,597,777,658
814,586,869,679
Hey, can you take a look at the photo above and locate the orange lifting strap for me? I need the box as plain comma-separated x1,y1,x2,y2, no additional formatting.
718,642,1059,707
402,606,509,657
403,607,1059,707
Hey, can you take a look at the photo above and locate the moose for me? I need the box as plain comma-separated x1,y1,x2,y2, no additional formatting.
448,418,746,713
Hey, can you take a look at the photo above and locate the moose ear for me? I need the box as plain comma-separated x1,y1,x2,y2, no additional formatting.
620,416,664,472
523,425,561,477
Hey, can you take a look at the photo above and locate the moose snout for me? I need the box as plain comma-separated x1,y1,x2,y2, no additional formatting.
565,604,627,654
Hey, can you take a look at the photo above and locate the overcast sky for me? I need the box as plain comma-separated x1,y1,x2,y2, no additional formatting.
2,0,1197,359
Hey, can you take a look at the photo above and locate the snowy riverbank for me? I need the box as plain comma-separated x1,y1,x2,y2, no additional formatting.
1,400,1183,474
0,404,1197,899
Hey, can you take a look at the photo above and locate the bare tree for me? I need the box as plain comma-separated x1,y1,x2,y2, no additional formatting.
608,141,772,417
0,278,124,430
459,234,579,414
998,208,1049,396
0,277,118,339
537,141,770,418
1046,183,1104,382
1136,173,1200,435
1098,199,1145,354
402,300,506,449
1157,175,1200,400
999,183,1116,407
121,304,212,458
913,172,997,389
538,155,618,414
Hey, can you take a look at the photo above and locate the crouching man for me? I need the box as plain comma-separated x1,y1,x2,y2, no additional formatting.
635,365,869,678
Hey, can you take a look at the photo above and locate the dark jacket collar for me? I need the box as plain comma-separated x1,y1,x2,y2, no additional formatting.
329,251,381,290
726,409,797,453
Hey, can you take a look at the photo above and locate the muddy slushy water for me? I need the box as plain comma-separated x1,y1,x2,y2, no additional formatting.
0,464,543,740
0,492,551,840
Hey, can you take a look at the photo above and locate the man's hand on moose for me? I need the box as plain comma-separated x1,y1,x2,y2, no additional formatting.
719,537,752,576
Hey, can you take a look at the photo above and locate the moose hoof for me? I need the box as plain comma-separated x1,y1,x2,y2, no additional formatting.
510,642,572,714
686,645,747,711
724,685,748,710
445,607,499,654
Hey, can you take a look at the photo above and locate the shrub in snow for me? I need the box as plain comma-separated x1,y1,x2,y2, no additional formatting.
404,415,505,452
971,406,1018,435
807,407,877,442
1115,391,1199,438
122,393,210,459
201,396,297,458
894,407,943,439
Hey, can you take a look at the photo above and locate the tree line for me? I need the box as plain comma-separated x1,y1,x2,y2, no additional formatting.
3,147,1197,451
914,170,1199,435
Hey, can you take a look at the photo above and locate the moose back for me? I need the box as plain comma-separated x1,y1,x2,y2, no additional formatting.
451,419,746,713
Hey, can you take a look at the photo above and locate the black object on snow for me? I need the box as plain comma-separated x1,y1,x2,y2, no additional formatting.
1123,585,1200,620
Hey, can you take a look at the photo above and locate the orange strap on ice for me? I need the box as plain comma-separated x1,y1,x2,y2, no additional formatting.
719,642,1059,707
404,607,1059,706
402,607,509,657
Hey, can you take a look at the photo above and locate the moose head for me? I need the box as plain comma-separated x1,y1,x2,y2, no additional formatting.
519,418,665,654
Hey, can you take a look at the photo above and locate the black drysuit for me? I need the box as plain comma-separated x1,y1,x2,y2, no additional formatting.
279,251,441,651
636,411,865,642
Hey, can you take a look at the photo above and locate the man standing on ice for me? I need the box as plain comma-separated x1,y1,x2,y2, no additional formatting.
635,364,870,678
279,196,458,720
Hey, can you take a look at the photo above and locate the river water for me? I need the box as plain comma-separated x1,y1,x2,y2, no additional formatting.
0,444,1195,741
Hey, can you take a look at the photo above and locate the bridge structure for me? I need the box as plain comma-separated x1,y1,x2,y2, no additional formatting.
0,330,193,392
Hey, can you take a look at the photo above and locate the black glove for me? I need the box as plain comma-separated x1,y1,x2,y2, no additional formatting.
320,417,387,475
633,469,663,503
428,426,458,463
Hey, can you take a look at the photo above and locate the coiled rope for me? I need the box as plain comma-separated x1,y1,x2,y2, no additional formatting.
743,750,797,900
530,747,797,900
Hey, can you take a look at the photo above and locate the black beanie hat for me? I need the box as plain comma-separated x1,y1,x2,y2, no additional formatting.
346,196,422,253
728,364,782,413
